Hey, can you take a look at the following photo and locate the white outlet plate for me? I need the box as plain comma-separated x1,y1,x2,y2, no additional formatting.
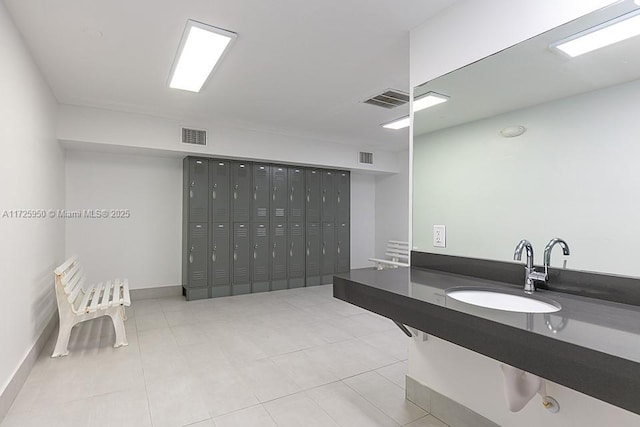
433,225,446,248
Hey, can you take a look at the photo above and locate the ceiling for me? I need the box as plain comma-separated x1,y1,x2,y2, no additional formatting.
4,0,457,151
413,1,640,136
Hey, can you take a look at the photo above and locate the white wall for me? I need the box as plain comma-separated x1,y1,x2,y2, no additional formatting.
57,105,403,175
0,2,64,396
374,150,410,257
65,150,182,289
408,1,638,425
413,79,640,277
350,174,376,268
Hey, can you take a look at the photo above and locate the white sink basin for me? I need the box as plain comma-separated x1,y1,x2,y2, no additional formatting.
446,287,561,313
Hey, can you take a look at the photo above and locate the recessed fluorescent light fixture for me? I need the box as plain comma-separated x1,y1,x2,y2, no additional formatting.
414,91,449,112
551,9,640,57
169,20,237,92
382,116,410,130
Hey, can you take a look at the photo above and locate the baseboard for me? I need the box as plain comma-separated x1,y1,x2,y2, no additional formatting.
406,375,500,427
0,311,58,424
130,285,182,301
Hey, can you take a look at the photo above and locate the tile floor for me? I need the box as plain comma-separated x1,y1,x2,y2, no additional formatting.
2,285,450,427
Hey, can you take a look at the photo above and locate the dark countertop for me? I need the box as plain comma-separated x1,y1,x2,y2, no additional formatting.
333,266,640,415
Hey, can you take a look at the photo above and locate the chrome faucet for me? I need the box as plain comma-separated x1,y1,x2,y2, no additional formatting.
513,240,546,294
543,238,570,277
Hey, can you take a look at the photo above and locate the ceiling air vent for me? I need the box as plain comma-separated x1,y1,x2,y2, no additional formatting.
181,127,207,146
359,152,374,164
363,89,409,109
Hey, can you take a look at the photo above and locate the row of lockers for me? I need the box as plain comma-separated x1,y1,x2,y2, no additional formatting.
185,157,350,224
185,221,350,300
182,157,351,300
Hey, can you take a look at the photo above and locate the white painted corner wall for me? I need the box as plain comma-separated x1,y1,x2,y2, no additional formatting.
64,151,183,289
375,150,410,257
0,2,64,397
408,0,638,425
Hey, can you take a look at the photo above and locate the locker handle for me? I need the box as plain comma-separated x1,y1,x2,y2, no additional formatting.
253,250,257,260
189,254,193,264
190,246,195,253
254,186,258,200
212,183,217,200
337,243,341,255
290,241,294,257
272,186,277,201
306,243,310,256
189,189,194,199
337,191,341,204
212,252,216,262
233,251,237,261
322,243,326,256
234,184,238,200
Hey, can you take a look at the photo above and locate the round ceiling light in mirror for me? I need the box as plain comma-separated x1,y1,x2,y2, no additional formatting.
500,125,526,138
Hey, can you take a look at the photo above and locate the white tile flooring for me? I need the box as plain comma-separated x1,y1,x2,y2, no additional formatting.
2,285,450,427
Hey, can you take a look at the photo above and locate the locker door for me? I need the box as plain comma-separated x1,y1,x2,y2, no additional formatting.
321,170,336,222
251,223,270,293
187,223,208,288
305,223,321,286
271,223,287,290
321,222,336,284
288,168,305,222
210,223,231,297
271,166,287,221
336,222,350,273
336,170,350,223
210,160,230,223
252,164,270,222
232,162,251,222
306,169,321,223
188,158,209,223
232,223,250,295
288,222,305,288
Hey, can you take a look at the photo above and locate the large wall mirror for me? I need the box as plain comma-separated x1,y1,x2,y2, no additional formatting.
412,0,640,278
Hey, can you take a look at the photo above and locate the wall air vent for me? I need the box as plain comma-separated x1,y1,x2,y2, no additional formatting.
359,152,374,164
181,127,207,145
363,89,409,109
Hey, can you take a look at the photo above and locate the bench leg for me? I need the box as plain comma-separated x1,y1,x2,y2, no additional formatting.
109,307,128,348
51,318,73,358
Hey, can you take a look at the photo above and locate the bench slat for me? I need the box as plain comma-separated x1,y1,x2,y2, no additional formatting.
388,240,408,245
88,282,104,313
100,281,113,310
68,277,85,306
64,268,84,295
368,257,409,268
54,255,79,276
78,285,93,313
385,252,409,259
112,279,122,306
60,263,81,286
122,279,131,306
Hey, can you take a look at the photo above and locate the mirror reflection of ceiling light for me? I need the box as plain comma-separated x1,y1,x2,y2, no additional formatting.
169,20,237,92
413,91,449,112
382,116,410,130
551,9,640,57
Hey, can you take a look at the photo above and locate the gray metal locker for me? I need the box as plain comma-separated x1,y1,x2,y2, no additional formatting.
252,164,270,222
210,160,230,223
306,169,321,223
288,222,305,288
321,222,336,284
210,223,231,298
271,223,287,291
288,168,305,222
336,170,350,223
187,158,209,223
321,170,336,222
187,223,208,288
271,166,287,221
232,223,251,295
336,222,350,273
251,223,270,293
232,162,251,222
305,222,321,286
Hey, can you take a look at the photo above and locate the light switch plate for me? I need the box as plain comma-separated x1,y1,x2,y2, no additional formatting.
433,225,446,247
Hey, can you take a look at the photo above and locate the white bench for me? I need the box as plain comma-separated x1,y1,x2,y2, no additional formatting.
369,240,410,270
52,256,131,357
